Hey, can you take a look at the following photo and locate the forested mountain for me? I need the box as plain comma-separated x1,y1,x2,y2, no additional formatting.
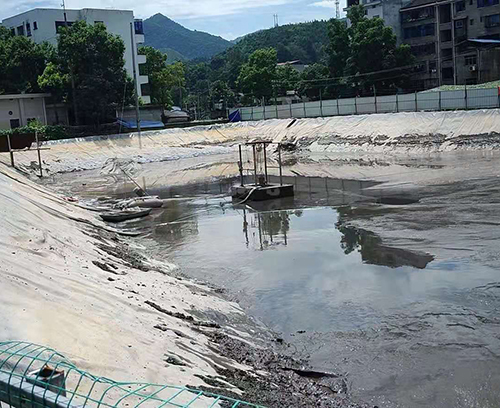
143,14,232,62
227,20,329,65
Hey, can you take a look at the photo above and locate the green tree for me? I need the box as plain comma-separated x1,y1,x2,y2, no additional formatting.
139,45,167,75
298,63,331,99
39,21,133,126
210,80,235,110
161,62,186,108
138,46,186,108
275,64,300,97
237,48,277,101
0,26,54,94
327,6,415,93
326,19,349,78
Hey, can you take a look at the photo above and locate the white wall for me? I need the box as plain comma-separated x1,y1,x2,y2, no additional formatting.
232,88,500,121
1,8,150,103
0,98,47,130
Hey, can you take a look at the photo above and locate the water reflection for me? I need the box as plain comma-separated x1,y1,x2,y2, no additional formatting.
336,218,434,269
236,204,434,269
242,209,291,250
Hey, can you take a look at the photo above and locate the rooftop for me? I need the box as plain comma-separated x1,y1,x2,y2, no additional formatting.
0,93,50,100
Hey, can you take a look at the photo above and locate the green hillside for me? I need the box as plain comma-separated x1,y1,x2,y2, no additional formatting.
228,20,330,64
143,14,232,61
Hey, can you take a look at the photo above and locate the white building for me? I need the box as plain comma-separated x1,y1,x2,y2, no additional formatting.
0,94,50,130
1,8,150,104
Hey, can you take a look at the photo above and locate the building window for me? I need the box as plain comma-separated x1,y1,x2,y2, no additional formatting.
464,55,477,65
10,28,15,36
485,14,500,27
55,21,74,33
16,25,24,36
401,6,435,23
440,29,452,41
140,83,151,96
403,23,435,39
10,119,20,129
134,20,144,35
442,48,453,58
411,42,436,56
429,60,437,73
470,18,474,25
364,9,368,15
33,21,38,30
139,63,148,76
455,1,466,11
455,20,464,28
442,67,454,79
478,0,499,7
26,22,31,37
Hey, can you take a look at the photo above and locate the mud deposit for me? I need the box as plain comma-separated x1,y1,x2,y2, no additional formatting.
44,149,500,408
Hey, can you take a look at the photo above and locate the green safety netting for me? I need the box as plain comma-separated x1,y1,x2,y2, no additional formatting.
0,341,263,408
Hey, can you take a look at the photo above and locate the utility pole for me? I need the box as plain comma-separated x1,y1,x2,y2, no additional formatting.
62,0,79,125
130,22,142,147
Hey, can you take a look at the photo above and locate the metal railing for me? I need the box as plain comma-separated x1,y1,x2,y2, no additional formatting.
0,341,263,408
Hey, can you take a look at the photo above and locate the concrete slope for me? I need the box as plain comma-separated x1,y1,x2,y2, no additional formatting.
2,109,499,175
0,163,252,389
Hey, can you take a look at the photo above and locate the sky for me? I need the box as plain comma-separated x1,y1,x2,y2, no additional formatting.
0,0,346,40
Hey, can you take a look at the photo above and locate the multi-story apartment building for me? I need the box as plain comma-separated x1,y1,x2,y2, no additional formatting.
1,8,151,104
345,0,409,42
344,0,499,89
400,0,500,87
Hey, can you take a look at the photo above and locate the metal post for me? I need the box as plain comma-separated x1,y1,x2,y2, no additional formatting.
354,95,358,114
477,48,481,84
35,130,42,177
438,90,441,110
320,88,323,117
289,102,292,118
251,106,254,121
41,96,48,125
252,144,258,186
373,85,377,114
7,133,14,167
465,83,468,110
238,144,244,186
303,101,306,118
263,143,268,184
63,0,79,125
396,91,399,113
275,96,278,118
263,98,266,120
336,96,340,115
278,143,283,186
130,22,142,149
415,91,418,112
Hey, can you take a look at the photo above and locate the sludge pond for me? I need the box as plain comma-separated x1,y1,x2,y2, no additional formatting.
45,153,500,408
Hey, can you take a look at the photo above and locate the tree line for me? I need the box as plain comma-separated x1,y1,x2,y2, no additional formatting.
181,6,415,113
0,21,133,127
0,5,415,126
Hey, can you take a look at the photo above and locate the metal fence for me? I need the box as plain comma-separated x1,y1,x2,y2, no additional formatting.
231,87,500,121
0,341,263,408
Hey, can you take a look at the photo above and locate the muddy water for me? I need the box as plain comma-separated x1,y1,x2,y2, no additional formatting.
46,152,500,408
136,194,500,408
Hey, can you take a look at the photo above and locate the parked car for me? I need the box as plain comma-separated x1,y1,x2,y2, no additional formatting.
163,107,190,123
